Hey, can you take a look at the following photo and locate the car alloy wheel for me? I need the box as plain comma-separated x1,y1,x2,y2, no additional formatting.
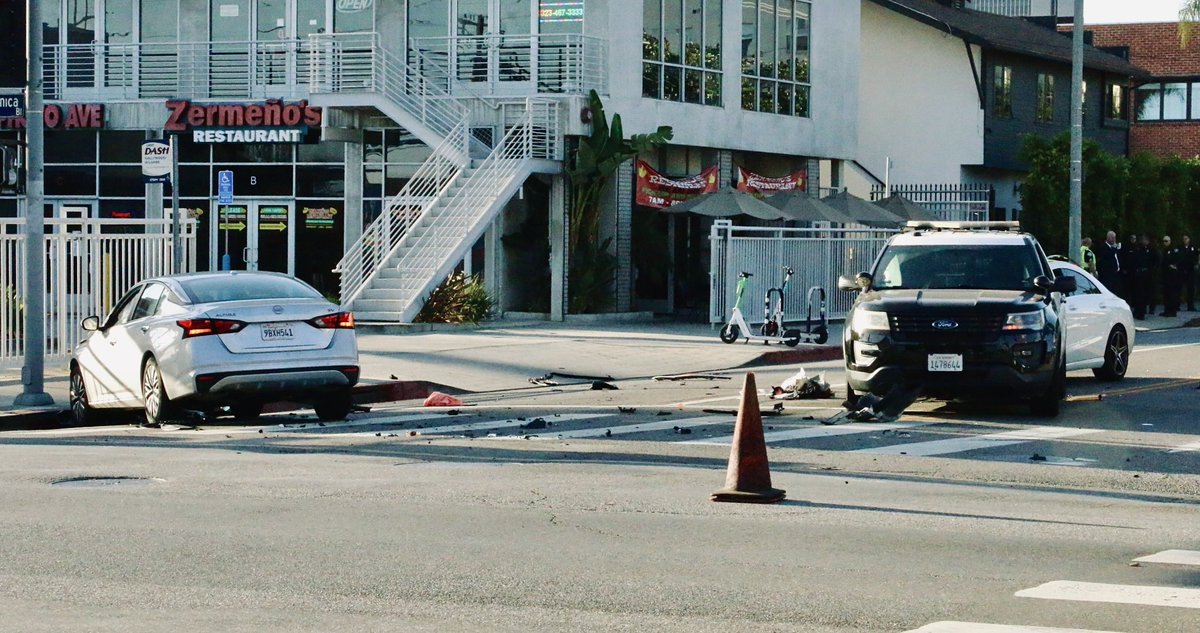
1094,326,1129,381
141,357,172,426
69,365,97,427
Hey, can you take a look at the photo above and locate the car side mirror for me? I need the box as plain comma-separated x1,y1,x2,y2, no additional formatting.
81,316,100,331
1053,276,1077,294
838,272,871,292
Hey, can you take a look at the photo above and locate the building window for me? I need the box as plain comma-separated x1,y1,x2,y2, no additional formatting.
740,0,809,117
992,65,1012,118
1035,73,1055,122
1136,81,1200,121
1108,83,1125,120
643,0,723,106
1162,82,1188,119
1136,83,1162,121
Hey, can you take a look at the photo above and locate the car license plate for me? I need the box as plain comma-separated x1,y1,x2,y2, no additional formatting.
928,354,963,372
260,323,294,341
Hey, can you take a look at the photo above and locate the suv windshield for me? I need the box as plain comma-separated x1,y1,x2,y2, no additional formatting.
872,244,1043,291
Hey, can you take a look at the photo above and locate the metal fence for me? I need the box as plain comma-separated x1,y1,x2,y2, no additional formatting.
871,183,993,222
1,218,196,369
709,221,896,324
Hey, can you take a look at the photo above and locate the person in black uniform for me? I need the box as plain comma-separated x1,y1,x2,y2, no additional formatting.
1129,235,1155,320
1096,230,1122,295
1161,236,1183,317
1119,233,1138,303
1183,235,1198,312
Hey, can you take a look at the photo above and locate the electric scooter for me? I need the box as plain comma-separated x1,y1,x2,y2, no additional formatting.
720,268,803,346
796,286,830,345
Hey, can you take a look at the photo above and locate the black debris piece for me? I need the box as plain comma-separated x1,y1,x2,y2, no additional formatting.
1030,453,1047,462
446,409,460,416
591,381,619,391
618,407,637,414
604,429,612,437
389,374,398,379
656,411,673,416
521,418,548,430
676,427,693,435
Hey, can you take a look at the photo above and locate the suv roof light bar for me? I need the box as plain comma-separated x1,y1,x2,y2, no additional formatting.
904,221,1021,233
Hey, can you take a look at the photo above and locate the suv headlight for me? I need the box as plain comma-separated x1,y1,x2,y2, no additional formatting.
851,309,890,335
1004,310,1045,331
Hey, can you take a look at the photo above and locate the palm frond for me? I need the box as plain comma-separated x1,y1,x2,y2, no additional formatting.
1181,2,1200,47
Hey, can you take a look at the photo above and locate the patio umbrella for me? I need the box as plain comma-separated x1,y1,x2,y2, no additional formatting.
661,189,786,221
873,194,938,222
764,190,856,224
821,190,906,227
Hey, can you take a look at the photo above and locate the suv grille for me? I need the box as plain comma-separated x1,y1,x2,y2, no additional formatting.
889,314,1005,342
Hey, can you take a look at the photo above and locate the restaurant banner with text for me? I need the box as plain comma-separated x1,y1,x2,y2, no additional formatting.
635,159,719,209
734,166,807,197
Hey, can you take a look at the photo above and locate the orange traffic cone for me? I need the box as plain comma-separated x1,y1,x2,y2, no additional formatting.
711,372,786,504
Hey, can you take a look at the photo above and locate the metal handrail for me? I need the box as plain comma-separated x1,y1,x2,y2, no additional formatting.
411,34,607,96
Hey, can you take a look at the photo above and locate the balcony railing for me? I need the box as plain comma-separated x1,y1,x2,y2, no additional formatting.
41,33,606,103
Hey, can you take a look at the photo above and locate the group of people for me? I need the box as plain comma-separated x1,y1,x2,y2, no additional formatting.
1080,231,1199,320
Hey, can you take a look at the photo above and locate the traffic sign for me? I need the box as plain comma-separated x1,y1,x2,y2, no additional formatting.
141,141,171,184
0,95,23,118
218,170,234,204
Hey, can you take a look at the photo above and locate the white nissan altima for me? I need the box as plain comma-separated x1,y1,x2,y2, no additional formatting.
1050,260,1134,381
70,271,359,426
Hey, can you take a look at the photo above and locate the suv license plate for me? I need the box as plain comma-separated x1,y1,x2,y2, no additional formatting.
928,354,963,372
261,323,294,341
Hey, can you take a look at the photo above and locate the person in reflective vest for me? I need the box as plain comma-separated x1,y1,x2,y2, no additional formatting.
1079,237,1097,275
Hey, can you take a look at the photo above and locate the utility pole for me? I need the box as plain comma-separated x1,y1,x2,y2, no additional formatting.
1068,0,1084,265
15,0,52,406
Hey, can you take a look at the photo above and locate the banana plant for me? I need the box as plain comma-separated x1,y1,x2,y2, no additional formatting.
566,90,672,312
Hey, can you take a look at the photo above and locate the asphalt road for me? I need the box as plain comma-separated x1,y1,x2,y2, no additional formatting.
1,328,1198,632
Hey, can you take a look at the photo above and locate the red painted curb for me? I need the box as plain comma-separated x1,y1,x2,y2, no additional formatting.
749,346,843,367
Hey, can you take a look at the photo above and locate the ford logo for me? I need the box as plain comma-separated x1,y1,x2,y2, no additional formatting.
932,319,959,330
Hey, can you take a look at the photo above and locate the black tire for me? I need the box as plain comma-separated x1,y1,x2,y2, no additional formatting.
69,365,100,427
1030,353,1065,418
843,384,860,412
230,401,264,421
783,329,801,347
314,391,353,421
141,357,174,426
813,325,829,345
719,324,740,344
762,321,779,338
1092,326,1130,382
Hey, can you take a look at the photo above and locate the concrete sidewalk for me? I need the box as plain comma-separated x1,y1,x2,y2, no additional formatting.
0,318,845,426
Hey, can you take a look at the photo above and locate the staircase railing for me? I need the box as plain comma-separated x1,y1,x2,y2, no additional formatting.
334,121,468,306
308,32,468,156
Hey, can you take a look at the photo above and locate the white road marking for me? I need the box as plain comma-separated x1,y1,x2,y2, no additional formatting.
1133,342,1200,354
492,415,731,440
1133,550,1200,567
905,623,1125,633
680,422,927,446
259,413,448,434
308,413,612,437
855,427,1098,456
1016,580,1200,609
1168,441,1200,454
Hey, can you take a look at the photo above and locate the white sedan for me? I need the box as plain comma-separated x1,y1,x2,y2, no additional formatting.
1050,260,1134,381
70,272,359,426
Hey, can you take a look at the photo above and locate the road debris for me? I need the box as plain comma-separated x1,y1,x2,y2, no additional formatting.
591,381,619,390
423,392,464,407
618,407,637,414
521,418,549,430
770,369,834,400
651,373,732,381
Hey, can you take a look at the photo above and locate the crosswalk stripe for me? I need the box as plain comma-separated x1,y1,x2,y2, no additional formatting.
1133,550,1200,566
1168,441,1200,454
905,622,1125,633
324,413,611,437
512,415,730,439
680,421,926,446
854,426,1098,457
1016,580,1200,609
261,413,448,434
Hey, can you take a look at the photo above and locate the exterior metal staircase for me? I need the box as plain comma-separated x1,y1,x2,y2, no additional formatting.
309,34,561,322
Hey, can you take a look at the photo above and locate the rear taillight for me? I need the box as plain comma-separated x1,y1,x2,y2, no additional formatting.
307,312,355,329
177,318,246,338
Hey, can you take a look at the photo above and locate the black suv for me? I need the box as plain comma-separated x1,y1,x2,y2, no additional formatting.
838,223,1076,417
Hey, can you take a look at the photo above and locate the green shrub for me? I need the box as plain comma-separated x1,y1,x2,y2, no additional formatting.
414,272,494,324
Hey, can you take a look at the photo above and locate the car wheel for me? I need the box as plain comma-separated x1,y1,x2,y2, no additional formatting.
1092,326,1130,382
843,384,860,412
230,401,264,421
69,365,100,427
314,391,353,421
141,357,174,426
719,324,740,344
1030,353,1065,418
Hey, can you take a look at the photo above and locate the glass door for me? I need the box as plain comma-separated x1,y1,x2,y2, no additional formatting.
452,0,533,93
213,201,292,273
215,204,249,270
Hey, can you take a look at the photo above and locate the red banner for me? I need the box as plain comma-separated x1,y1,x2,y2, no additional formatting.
734,166,807,197
635,159,719,209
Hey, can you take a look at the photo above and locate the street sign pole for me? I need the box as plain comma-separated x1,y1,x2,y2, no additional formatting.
218,170,234,270
1068,0,1084,265
16,0,52,406
171,133,180,272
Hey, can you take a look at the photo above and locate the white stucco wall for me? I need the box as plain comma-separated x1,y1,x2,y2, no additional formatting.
858,1,984,185
597,0,859,160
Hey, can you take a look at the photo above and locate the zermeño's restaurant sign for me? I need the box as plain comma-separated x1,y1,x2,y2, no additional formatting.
164,99,322,143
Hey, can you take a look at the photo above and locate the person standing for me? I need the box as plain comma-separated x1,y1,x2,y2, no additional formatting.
1096,230,1121,295
1119,233,1138,303
1183,235,1198,312
1129,235,1154,320
1079,237,1098,275
1161,236,1183,317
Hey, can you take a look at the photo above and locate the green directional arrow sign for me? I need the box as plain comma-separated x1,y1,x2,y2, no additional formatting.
219,221,247,231
259,222,288,231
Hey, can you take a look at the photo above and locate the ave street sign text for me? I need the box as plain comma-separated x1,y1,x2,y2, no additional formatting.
218,170,234,204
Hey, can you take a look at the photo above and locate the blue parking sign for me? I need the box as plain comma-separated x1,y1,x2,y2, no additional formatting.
218,170,234,204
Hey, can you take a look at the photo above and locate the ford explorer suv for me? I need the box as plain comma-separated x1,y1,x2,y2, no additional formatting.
838,222,1076,417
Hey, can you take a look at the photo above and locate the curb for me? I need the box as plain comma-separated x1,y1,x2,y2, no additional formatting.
0,379,458,432
744,345,843,367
